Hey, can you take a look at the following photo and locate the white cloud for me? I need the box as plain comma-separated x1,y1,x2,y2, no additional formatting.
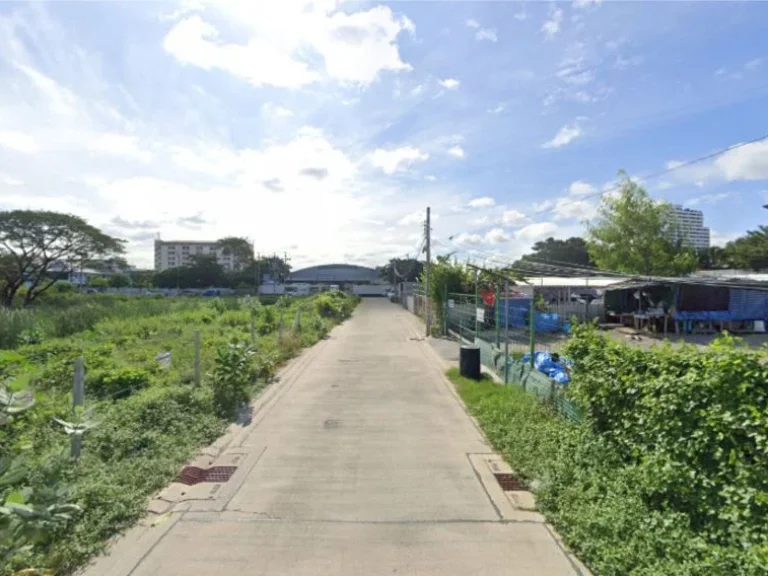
369,146,429,174
502,209,526,225
447,145,465,158
568,180,597,196
438,78,460,90
0,131,39,153
263,103,294,117
163,3,414,88
744,58,763,71
475,28,498,42
397,210,424,226
471,215,489,226
1,175,23,186
684,192,732,206
542,122,583,149
487,104,505,114
714,67,727,77
542,7,563,39
573,0,603,9
711,231,740,247
514,10,527,21
89,133,151,162
714,140,768,181
465,19,480,29
553,197,597,221
516,222,558,242
468,196,495,208
614,55,643,70
532,200,555,213
453,232,483,246
425,174,437,181
484,227,510,244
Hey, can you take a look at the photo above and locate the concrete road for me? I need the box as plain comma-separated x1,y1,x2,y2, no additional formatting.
85,299,585,576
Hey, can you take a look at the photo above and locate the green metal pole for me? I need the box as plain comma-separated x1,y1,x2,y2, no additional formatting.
504,280,510,385
474,270,479,343
443,284,448,337
529,289,536,368
495,284,501,348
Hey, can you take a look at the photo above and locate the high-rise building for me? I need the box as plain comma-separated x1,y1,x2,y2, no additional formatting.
668,205,710,250
154,240,245,272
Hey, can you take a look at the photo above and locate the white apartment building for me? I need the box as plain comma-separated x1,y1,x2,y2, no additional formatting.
669,205,710,250
154,240,243,272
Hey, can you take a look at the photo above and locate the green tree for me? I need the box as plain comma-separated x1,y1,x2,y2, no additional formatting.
87,276,109,289
722,226,768,270
586,176,697,276
0,210,125,306
377,258,424,284
216,237,254,271
154,254,226,289
421,256,473,333
108,273,131,288
696,246,729,270
517,236,594,267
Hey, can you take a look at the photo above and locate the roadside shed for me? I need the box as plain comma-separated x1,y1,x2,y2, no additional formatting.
604,276,768,334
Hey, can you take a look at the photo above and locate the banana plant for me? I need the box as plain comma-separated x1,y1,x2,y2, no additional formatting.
52,408,99,460
0,383,35,425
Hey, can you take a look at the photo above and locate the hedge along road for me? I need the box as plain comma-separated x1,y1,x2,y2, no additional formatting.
85,299,583,576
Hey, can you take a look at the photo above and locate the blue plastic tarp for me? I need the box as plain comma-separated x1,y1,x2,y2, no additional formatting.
521,351,571,384
729,289,768,321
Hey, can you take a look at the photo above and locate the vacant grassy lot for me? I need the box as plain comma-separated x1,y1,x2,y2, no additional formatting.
0,292,358,575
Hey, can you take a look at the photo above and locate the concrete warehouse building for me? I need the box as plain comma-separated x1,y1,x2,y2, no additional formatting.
288,264,381,287
154,240,246,272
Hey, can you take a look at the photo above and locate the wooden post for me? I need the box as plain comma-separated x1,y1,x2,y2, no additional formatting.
194,331,201,387
71,357,85,460
250,315,256,345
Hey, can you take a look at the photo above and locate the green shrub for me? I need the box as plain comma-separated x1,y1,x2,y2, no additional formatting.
87,368,151,399
565,326,768,550
210,342,254,419
448,367,768,575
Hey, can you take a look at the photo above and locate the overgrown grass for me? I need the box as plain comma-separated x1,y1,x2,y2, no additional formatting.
0,292,359,575
447,367,767,576
0,294,203,349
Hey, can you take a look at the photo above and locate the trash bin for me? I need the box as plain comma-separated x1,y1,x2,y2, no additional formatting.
459,346,481,380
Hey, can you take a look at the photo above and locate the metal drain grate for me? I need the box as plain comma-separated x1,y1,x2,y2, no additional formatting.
178,466,237,486
494,473,527,491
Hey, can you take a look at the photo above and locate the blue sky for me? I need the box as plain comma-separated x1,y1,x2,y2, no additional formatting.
1,0,767,269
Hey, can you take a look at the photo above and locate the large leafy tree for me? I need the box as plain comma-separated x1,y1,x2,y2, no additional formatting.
154,254,226,289
0,210,125,306
517,237,594,267
722,226,768,271
378,258,424,283
586,176,697,276
216,237,254,271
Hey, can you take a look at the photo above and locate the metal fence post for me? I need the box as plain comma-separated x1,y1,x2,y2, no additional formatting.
194,330,201,387
250,315,256,345
495,284,501,349
529,290,536,368
72,357,85,459
443,284,448,337
504,281,510,385
474,270,479,343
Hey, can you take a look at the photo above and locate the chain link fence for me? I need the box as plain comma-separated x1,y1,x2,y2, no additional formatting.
398,279,588,422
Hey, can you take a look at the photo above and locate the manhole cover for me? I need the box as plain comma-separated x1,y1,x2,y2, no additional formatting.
179,466,237,486
323,419,341,429
494,473,527,491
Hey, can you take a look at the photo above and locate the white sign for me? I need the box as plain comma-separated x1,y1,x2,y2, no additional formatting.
476,308,485,323
448,299,455,308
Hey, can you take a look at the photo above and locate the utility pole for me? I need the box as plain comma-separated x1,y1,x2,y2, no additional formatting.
425,206,431,338
255,252,260,299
